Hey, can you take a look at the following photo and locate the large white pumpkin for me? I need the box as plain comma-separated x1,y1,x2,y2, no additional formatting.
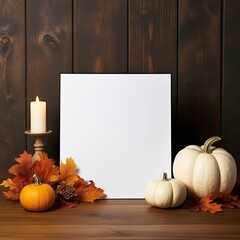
144,172,187,208
173,136,237,198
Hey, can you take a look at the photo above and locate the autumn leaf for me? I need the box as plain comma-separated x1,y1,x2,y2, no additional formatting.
1,178,19,191
8,151,34,179
56,198,78,208
74,179,106,203
214,193,240,209
0,178,23,200
2,190,19,200
182,195,223,214
199,197,223,214
1,151,37,199
33,153,59,185
58,158,79,184
182,196,201,212
229,196,240,208
1,151,106,205
1,151,61,200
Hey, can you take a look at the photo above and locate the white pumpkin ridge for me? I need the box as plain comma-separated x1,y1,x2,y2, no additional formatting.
145,172,187,208
173,136,237,198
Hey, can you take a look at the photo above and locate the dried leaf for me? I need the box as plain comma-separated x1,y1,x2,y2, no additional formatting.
4,151,36,198
200,197,223,214
1,152,106,206
8,151,34,179
2,190,19,200
1,179,22,200
74,179,106,203
183,195,224,214
33,153,59,185
215,193,240,209
1,151,61,200
1,178,18,190
56,198,78,208
230,196,240,208
182,196,201,212
59,158,79,184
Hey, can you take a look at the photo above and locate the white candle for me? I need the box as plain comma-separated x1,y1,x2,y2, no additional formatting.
30,96,46,133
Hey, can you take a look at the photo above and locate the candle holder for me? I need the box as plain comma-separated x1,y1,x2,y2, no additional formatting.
25,130,52,162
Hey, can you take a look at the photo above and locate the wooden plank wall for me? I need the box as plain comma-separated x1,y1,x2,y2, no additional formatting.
0,0,240,177
0,0,26,175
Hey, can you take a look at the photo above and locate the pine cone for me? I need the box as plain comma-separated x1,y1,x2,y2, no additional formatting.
56,182,77,200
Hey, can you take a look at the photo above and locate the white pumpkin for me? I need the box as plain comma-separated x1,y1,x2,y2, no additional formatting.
144,172,187,208
173,136,237,198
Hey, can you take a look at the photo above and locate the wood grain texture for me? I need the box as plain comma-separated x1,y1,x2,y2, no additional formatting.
0,193,240,239
26,0,72,161
178,0,221,149
74,0,128,73
0,0,25,176
129,0,178,158
0,1,240,180
222,0,240,174
129,0,177,73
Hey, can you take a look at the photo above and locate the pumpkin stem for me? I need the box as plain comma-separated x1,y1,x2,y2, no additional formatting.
162,172,168,181
33,174,42,185
203,136,221,154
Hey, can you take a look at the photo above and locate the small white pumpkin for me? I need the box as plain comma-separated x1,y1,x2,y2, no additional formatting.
173,136,237,198
144,172,187,208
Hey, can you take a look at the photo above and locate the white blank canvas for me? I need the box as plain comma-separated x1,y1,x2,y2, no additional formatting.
60,74,171,198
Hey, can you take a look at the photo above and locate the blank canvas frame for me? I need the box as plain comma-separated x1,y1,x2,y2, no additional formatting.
60,74,171,198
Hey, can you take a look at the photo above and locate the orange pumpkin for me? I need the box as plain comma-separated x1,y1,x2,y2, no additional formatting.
20,174,55,212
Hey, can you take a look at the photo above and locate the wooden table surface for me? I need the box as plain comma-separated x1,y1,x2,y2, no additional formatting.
1,193,240,240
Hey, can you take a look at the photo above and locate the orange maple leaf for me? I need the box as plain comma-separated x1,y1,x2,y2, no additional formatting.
0,178,20,191
33,153,59,185
8,151,34,179
2,190,20,200
74,179,106,203
4,151,36,198
214,193,240,209
58,158,79,184
1,151,106,205
200,197,223,214
0,178,24,200
1,151,61,200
